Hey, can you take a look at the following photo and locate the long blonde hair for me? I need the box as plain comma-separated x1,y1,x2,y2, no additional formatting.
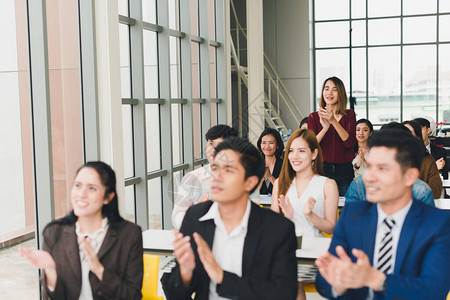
277,129,324,196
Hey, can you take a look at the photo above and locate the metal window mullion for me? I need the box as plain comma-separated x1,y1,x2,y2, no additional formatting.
400,0,404,122
312,0,317,111
199,0,211,146
436,0,440,122
157,0,174,229
366,0,369,118
27,0,55,251
180,0,195,174
79,0,99,161
129,0,149,229
215,0,227,123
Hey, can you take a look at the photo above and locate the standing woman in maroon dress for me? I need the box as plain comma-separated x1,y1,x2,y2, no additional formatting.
307,76,356,196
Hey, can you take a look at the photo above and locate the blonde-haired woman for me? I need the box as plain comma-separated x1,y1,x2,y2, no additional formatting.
271,129,338,300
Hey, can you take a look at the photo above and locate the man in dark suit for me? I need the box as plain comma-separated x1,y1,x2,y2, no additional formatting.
161,137,298,300
315,129,450,299
415,117,448,179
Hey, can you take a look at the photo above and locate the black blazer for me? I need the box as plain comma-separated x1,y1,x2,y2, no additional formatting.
260,157,283,195
42,219,143,300
161,201,298,300
430,143,448,179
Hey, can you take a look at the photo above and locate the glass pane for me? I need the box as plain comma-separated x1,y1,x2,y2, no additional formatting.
351,20,366,47
143,30,159,98
439,44,450,124
439,15,450,42
119,24,131,98
191,0,199,35
403,46,436,121
351,48,367,119
46,0,83,218
440,0,450,13
0,0,35,247
193,103,202,159
368,47,401,124
209,46,217,98
146,104,161,171
352,0,366,19
147,177,162,229
122,105,134,178
142,0,156,24
169,0,180,30
368,0,400,17
124,185,135,222
172,103,183,165
192,42,201,98
170,37,181,98
119,0,128,16
368,18,400,45
211,103,218,126
315,21,349,48
209,0,216,40
403,16,436,44
314,0,349,20
403,0,437,15
315,49,350,104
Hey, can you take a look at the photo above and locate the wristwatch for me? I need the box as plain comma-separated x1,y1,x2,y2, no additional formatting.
353,163,360,170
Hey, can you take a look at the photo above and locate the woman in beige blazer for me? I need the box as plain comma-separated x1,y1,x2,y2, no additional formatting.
20,161,143,300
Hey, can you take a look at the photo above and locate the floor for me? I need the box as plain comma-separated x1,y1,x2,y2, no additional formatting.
0,238,324,300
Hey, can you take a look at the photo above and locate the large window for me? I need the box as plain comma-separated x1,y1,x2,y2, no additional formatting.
119,0,226,229
313,0,450,126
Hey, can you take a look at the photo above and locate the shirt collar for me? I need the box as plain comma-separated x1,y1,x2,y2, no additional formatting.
199,200,252,233
376,199,413,229
75,217,109,240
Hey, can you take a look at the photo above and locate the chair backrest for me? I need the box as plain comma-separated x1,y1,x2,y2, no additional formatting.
142,254,163,300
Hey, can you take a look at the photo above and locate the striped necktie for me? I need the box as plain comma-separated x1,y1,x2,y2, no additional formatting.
376,217,396,274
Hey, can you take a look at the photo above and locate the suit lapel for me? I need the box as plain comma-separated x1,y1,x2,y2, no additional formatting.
394,201,421,273
242,203,262,276
362,204,378,264
97,223,119,260
63,225,82,283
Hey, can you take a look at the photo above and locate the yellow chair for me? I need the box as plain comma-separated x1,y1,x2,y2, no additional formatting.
304,283,317,293
142,254,164,300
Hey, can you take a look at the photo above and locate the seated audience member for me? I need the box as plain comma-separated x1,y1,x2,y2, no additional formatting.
171,124,237,229
20,161,143,300
271,129,338,300
352,119,373,177
414,117,448,179
299,117,308,129
315,129,450,299
161,137,298,300
257,128,284,195
403,120,442,198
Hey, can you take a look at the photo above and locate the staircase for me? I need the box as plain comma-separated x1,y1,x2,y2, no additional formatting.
230,0,304,134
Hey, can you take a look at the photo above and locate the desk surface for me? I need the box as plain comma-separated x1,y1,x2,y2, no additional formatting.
435,199,450,209
260,195,345,208
442,179,450,188
143,229,331,259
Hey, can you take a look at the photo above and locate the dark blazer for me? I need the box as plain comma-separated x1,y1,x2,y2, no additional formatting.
161,201,298,300
260,156,283,195
316,200,450,299
431,143,449,179
42,219,143,300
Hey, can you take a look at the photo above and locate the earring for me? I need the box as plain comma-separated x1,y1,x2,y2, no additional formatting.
312,160,315,167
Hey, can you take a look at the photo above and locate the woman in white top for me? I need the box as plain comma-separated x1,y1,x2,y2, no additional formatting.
352,119,373,177
271,129,338,300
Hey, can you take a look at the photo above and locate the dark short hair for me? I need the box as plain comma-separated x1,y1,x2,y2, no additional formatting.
214,137,265,194
413,117,431,129
368,129,424,172
299,117,308,128
256,128,284,158
380,122,410,133
205,124,237,141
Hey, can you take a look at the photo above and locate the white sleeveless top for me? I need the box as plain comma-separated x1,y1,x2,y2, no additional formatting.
286,175,327,237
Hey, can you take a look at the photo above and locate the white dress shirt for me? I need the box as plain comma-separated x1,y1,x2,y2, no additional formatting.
75,218,109,300
198,200,252,300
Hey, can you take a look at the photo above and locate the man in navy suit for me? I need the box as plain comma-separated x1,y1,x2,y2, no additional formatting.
162,137,298,300
315,129,450,299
